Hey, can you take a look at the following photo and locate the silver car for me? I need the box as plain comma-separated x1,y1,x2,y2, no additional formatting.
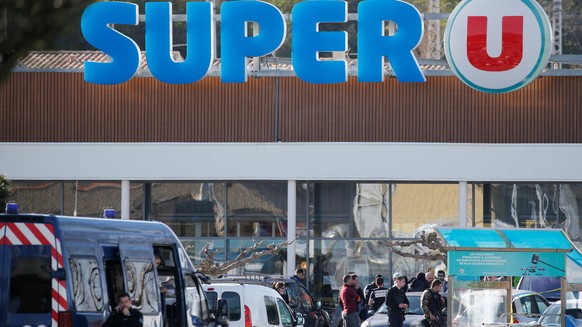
361,292,444,327
537,299,582,326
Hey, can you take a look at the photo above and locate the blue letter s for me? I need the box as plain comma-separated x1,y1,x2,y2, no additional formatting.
81,2,140,84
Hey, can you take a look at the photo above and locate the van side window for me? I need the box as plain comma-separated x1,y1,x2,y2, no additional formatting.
69,257,103,312
124,260,159,315
104,261,124,310
9,245,52,313
222,291,241,321
265,295,280,325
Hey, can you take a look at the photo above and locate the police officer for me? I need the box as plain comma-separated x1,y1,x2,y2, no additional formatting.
104,293,144,327
367,276,388,312
386,276,409,327
421,280,445,327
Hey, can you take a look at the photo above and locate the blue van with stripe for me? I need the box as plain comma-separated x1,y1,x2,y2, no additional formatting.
0,205,226,327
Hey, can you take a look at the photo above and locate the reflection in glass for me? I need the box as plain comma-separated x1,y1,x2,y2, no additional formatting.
70,257,103,312
124,260,159,314
265,295,280,325
307,183,354,238
392,184,458,237
9,245,52,313
488,184,582,240
181,239,225,266
224,182,288,237
152,182,219,237
452,288,508,326
277,299,294,327
226,239,287,275
9,181,142,218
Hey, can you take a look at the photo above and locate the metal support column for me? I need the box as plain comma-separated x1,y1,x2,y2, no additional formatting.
121,180,130,220
287,180,297,276
459,181,467,227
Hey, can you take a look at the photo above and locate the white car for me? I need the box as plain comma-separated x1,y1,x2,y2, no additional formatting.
204,283,304,327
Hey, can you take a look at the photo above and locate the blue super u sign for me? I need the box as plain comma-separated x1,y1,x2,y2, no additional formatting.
81,0,425,85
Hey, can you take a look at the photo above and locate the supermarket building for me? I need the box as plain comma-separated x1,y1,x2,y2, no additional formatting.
2,0,582,298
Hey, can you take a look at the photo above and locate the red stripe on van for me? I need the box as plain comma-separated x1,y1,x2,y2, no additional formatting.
28,222,54,246
0,223,5,243
6,223,32,245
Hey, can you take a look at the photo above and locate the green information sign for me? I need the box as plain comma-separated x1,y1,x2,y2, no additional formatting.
448,251,566,277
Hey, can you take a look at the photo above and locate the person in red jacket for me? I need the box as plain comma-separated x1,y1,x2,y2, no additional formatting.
340,274,361,327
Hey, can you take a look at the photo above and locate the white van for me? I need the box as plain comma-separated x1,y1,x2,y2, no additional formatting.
204,283,304,327
0,205,227,327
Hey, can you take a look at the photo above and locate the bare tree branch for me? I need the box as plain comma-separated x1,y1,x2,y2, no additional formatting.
383,231,447,261
193,239,292,276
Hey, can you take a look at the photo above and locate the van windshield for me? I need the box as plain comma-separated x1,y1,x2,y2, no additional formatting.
9,245,52,313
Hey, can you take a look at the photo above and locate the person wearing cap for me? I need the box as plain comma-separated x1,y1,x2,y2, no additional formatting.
392,272,402,285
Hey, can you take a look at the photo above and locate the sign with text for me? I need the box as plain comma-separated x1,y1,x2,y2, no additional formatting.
449,251,566,277
81,0,552,93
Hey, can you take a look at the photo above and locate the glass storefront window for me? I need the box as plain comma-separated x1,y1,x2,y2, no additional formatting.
225,239,287,275
467,183,485,227
181,239,225,266
152,182,220,237
10,181,142,218
487,183,582,240
392,183,459,237
225,182,287,237
306,182,356,238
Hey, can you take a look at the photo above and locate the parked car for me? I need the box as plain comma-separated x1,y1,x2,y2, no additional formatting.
452,289,550,327
537,299,582,327
361,291,445,327
267,276,332,327
214,275,331,327
204,282,304,327
517,276,562,302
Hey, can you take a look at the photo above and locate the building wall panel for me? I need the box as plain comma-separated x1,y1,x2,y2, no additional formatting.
1,73,581,143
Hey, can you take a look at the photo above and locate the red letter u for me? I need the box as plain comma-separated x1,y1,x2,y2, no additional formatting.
466,16,523,71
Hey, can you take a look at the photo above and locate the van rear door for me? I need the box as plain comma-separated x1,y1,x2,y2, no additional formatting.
118,241,161,327
1,221,65,327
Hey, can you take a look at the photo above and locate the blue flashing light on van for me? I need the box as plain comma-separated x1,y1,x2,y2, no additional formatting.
0,205,228,327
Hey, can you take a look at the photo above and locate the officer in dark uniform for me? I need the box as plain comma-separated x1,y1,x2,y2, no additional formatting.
104,293,144,327
386,276,409,327
368,276,388,312
421,280,445,327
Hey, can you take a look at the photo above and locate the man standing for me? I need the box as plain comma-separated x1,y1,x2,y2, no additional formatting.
104,293,144,327
386,276,409,327
421,280,445,327
340,274,361,327
437,270,448,292
364,274,382,304
367,276,388,312
291,268,306,285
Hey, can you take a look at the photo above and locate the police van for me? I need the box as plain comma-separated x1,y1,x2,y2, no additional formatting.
0,204,227,327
